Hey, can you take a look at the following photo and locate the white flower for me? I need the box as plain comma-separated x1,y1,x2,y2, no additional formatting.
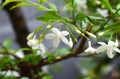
96,41,120,58
32,43,46,58
27,35,38,47
27,35,46,58
84,41,96,54
45,28,69,48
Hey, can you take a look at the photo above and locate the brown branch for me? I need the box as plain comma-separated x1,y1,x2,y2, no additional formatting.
3,1,30,54
40,24,93,66
0,52,21,60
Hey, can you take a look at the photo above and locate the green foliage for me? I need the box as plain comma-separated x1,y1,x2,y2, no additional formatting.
54,48,71,56
106,22,120,33
0,55,16,70
21,54,42,65
101,0,113,12
37,11,62,22
3,39,13,49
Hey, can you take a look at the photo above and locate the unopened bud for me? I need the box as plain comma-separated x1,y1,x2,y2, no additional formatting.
27,32,34,40
86,32,96,39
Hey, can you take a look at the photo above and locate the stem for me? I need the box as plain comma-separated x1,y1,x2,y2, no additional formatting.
94,9,120,34
71,0,75,23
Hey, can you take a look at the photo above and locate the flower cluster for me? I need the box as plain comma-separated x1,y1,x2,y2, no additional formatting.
85,40,120,58
26,27,73,58
27,33,46,58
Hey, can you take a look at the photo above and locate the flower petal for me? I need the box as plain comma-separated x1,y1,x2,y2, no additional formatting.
85,47,96,54
61,36,69,45
108,40,115,46
39,43,46,53
107,48,114,58
113,47,120,53
45,33,56,39
52,28,60,34
53,38,60,48
61,31,69,36
96,46,106,53
98,42,106,45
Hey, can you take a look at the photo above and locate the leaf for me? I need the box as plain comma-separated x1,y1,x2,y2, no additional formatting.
22,54,41,65
10,2,32,10
3,39,13,49
36,5,50,11
47,2,57,12
15,48,31,53
75,13,87,21
42,75,53,79
106,22,120,33
101,0,113,12
37,11,62,22
0,0,20,9
38,0,47,3
54,48,71,56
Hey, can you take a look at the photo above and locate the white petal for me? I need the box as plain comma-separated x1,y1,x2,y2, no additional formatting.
45,33,56,39
96,46,106,53
61,31,69,36
107,48,114,58
61,36,69,45
53,38,60,48
113,47,120,53
85,47,96,54
39,43,46,54
27,39,38,47
98,42,106,45
52,28,60,34
108,40,115,46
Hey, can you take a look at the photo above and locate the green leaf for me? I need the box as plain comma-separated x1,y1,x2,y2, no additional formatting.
37,11,62,22
0,0,20,9
3,39,13,49
75,13,87,21
47,2,57,12
54,48,71,56
15,48,31,53
22,54,41,65
10,2,32,10
106,22,120,33
101,0,113,12
38,0,47,3
36,5,50,11
42,75,53,79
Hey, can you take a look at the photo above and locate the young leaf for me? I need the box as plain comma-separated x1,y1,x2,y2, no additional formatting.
38,0,47,3
37,11,62,22
106,22,120,33
3,39,13,49
101,0,113,12
54,48,71,56
36,5,50,11
10,2,32,10
47,2,57,12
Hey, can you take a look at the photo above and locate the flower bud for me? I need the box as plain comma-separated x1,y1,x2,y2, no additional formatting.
27,32,34,40
86,32,96,39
